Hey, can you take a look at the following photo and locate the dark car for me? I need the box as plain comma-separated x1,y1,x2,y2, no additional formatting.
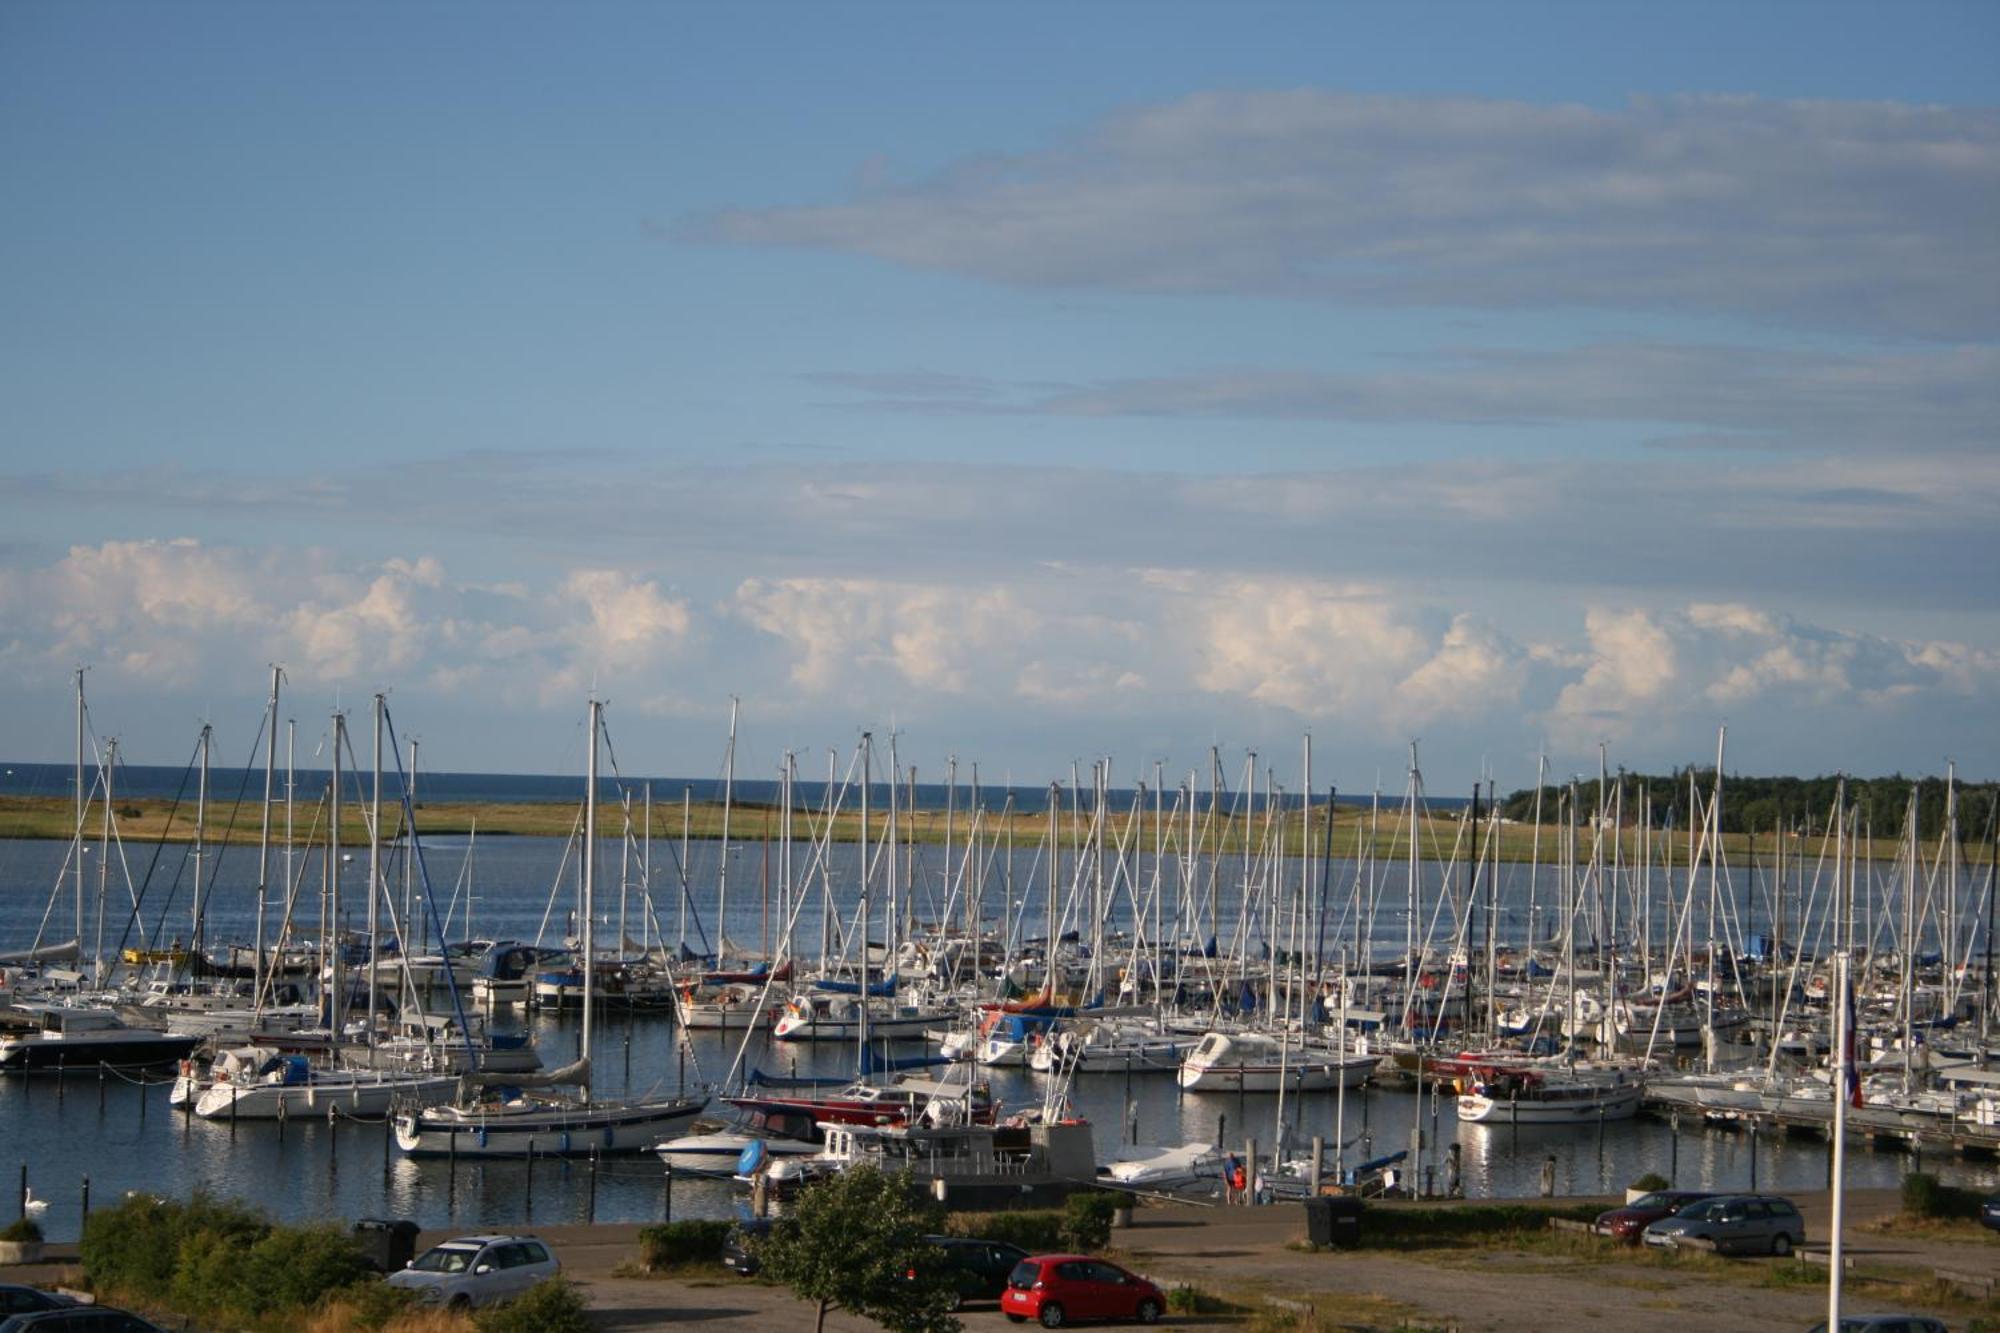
1982,1192,1999,1232
1807,1317,1950,1333
1642,1193,1805,1256
721,1217,773,1276
0,1309,168,1333
1593,1190,1713,1244
0,1291,75,1320
914,1236,1031,1309
1001,1254,1165,1327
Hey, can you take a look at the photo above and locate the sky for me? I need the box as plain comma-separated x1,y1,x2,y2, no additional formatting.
1,1,1997,795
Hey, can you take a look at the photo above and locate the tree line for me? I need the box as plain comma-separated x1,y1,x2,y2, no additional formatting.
1497,771,2000,845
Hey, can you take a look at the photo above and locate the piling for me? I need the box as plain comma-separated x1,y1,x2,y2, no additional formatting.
80,1174,89,1224
16,1163,24,1221
1309,1136,1324,1194
661,1161,673,1222
588,1149,599,1222
524,1141,535,1222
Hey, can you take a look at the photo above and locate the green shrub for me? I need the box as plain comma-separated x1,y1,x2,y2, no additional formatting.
240,1223,375,1313
637,1218,734,1269
1900,1172,1982,1220
473,1277,593,1333
83,1191,265,1301
1629,1173,1671,1193
168,1227,248,1316
1062,1192,1123,1252
947,1208,1066,1253
0,1217,43,1243
1358,1201,1601,1248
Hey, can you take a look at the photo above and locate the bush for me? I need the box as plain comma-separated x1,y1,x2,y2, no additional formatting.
83,1191,266,1302
1062,1192,1123,1252
637,1219,734,1269
0,1217,43,1243
946,1209,1066,1253
1629,1173,1671,1193
1358,1201,1602,1248
1901,1172,1982,1220
241,1224,376,1314
473,1277,593,1333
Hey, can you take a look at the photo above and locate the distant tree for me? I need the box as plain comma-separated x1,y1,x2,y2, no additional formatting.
758,1165,960,1333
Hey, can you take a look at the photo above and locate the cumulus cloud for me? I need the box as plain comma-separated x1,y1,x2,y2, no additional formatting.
6,538,1999,780
689,91,2000,338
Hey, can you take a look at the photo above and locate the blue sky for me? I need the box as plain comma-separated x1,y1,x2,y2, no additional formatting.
2,2,1997,792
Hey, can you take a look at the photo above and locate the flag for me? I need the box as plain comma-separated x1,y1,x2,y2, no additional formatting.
1842,973,1863,1109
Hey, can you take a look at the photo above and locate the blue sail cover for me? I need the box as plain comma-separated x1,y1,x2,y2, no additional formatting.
811,977,898,996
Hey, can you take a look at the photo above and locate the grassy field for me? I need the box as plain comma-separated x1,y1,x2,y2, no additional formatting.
0,792,1961,866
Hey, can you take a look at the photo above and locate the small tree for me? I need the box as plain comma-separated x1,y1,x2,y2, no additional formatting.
758,1166,960,1333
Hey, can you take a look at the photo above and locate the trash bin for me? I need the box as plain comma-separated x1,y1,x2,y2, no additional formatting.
1324,1196,1364,1249
353,1218,422,1273
1302,1198,1334,1247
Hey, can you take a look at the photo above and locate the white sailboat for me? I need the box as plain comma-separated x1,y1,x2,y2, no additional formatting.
395,700,705,1157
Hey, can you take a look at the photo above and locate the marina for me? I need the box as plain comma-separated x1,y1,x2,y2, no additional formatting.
2,714,1997,1241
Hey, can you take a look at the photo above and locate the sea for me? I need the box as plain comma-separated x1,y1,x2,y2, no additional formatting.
0,822,1993,1242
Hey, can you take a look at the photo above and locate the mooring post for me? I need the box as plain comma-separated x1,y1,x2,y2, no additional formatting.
1669,1112,1681,1186
662,1161,673,1222
81,1174,90,1224
1309,1136,1324,1195
1245,1136,1258,1206
17,1163,25,1221
524,1140,535,1222
588,1149,599,1223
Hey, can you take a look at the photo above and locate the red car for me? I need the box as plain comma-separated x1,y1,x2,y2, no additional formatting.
1593,1190,1713,1244
1001,1254,1164,1328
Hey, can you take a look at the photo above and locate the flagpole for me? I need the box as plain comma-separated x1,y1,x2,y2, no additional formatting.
1827,783,1850,1332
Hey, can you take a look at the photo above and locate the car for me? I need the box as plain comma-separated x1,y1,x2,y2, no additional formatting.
1806,1317,1950,1333
912,1236,1031,1308
1641,1193,1805,1256
721,1218,773,1276
1982,1191,1999,1232
383,1233,560,1310
1000,1253,1165,1328
0,1290,76,1319
1593,1190,1714,1244
0,1310,167,1332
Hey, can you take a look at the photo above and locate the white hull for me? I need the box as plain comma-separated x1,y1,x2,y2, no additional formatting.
652,1131,823,1175
1457,1083,1643,1124
395,1095,705,1157
195,1071,460,1120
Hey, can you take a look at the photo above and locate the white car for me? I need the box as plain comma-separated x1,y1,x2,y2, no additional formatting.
384,1234,560,1310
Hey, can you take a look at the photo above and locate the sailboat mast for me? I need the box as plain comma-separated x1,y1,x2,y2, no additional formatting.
1827,777,1851,1331
73,667,86,958
857,733,872,1065
192,722,211,962
255,666,280,1000
582,698,599,1086
367,695,383,1043
330,711,345,1038
718,697,738,965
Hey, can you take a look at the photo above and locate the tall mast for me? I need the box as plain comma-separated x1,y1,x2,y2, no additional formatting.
1047,781,1061,995
255,666,280,1000
330,710,345,1037
367,694,383,1043
73,667,86,956
718,697,738,964
582,698,600,1091
95,739,114,983
192,722,211,963
857,733,872,1066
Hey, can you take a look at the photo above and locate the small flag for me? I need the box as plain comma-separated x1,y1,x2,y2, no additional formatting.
1842,975,1863,1109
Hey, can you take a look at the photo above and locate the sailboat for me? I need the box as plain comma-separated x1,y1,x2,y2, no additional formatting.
395,699,705,1156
